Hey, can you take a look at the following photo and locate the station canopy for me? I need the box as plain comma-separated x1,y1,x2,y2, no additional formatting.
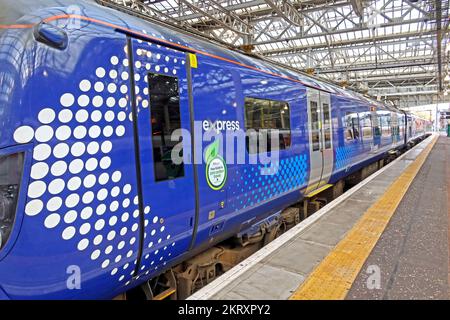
100,0,449,108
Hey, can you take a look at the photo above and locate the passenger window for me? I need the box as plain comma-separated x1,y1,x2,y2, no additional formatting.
390,113,399,136
380,115,391,137
148,73,184,181
360,113,373,140
244,97,291,153
371,112,381,137
344,112,360,141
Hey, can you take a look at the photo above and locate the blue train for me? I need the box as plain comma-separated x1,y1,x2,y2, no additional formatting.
0,0,430,299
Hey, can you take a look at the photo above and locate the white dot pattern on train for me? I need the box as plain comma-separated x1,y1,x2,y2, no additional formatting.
12,39,182,286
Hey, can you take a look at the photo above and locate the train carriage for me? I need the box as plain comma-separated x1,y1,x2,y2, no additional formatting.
0,0,430,299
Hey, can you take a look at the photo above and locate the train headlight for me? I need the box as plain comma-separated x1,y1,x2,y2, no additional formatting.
0,153,23,250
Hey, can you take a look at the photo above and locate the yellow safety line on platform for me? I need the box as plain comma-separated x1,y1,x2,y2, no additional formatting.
290,136,438,300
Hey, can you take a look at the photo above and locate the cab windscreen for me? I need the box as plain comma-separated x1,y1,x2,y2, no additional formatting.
0,152,23,250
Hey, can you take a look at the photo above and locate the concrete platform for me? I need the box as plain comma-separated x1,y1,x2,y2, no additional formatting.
347,136,449,300
188,134,448,300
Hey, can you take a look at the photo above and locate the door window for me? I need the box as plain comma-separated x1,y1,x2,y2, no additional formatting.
148,73,184,181
322,103,331,149
310,101,320,151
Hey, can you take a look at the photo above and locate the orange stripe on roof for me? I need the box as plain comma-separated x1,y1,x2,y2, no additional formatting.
0,24,34,29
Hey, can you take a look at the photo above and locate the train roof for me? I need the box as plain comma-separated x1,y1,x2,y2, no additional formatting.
2,0,402,112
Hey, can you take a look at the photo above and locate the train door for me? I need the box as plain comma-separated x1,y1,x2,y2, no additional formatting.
319,91,334,186
305,88,334,193
127,36,197,277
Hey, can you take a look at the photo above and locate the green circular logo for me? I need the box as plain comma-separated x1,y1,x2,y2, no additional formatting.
206,156,227,190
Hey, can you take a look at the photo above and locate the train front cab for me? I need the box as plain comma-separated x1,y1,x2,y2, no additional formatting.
0,14,205,298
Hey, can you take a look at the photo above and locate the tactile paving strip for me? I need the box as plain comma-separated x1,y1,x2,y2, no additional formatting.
290,136,438,300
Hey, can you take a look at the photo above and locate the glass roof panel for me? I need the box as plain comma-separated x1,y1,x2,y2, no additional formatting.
104,0,447,105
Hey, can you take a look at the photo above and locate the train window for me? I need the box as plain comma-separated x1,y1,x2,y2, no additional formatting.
371,112,381,137
380,115,391,137
322,103,332,149
244,97,291,153
344,112,360,141
390,113,399,137
148,73,184,181
360,113,373,140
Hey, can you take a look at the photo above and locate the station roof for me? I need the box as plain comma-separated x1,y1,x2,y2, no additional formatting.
100,0,449,108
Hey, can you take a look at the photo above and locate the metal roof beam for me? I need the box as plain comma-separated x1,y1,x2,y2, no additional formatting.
350,0,366,18
267,37,434,57
261,0,304,28
279,53,436,64
435,0,443,93
172,0,350,23
315,60,435,73
259,29,435,55
99,0,218,39
176,0,252,35
254,17,428,47
348,73,436,82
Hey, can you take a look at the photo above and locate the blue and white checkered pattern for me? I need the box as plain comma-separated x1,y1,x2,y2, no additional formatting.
230,154,308,210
